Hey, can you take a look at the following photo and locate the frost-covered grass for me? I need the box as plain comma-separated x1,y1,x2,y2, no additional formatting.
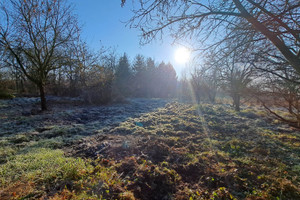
0,99,300,199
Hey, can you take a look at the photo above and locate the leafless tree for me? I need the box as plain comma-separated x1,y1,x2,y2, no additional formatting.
253,63,300,127
123,0,300,74
0,0,80,110
65,41,102,95
203,48,256,111
220,55,255,111
190,64,218,103
80,48,117,104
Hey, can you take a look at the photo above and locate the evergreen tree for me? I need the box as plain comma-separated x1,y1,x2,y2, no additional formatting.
133,54,146,74
145,57,156,97
155,62,177,98
132,54,146,97
115,53,132,97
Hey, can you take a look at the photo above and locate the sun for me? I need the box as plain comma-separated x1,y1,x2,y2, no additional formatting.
175,47,190,64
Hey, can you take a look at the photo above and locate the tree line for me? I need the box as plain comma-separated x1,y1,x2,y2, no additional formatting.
1,0,299,128
0,0,178,109
79,52,178,104
0,45,178,104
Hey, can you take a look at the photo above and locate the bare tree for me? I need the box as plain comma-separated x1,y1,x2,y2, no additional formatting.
253,63,300,127
123,0,300,74
216,51,255,111
0,0,79,110
190,61,218,104
64,41,101,95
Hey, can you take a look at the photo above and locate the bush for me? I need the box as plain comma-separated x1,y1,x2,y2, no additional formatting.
0,90,15,99
82,84,112,104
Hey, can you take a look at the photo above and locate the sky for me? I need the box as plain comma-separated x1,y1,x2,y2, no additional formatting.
69,0,187,77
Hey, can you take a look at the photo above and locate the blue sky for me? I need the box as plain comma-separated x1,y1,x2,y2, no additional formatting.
69,0,187,76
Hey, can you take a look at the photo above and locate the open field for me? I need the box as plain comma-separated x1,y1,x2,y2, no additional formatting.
0,98,300,200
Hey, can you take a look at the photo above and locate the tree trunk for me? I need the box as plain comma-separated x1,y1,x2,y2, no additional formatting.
233,94,240,112
288,92,294,114
39,84,47,111
288,100,293,114
209,90,216,103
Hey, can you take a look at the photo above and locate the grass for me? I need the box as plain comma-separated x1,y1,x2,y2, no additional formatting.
0,148,127,199
0,148,88,185
0,101,300,199
0,148,94,199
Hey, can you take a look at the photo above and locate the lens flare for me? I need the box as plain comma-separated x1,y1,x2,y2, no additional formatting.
175,47,190,64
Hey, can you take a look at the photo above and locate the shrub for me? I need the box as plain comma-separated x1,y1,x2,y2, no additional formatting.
0,90,15,99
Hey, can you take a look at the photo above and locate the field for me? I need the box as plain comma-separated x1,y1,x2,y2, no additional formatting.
0,97,300,200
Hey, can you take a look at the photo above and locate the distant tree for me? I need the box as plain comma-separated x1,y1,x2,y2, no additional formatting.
82,64,114,104
190,64,218,103
101,48,118,73
48,41,93,96
155,62,177,98
132,54,147,97
115,53,132,97
133,54,146,74
146,57,156,72
66,41,100,96
177,70,192,102
190,67,202,104
1,52,27,94
80,49,116,105
123,0,300,74
144,57,156,96
0,0,79,110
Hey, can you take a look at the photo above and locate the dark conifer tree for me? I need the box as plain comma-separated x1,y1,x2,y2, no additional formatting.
155,62,177,98
145,58,156,97
132,54,146,97
115,53,132,97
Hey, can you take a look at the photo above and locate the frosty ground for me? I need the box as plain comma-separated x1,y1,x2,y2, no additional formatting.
0,97,300,199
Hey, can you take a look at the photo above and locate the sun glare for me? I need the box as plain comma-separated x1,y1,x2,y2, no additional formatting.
175,47,190,64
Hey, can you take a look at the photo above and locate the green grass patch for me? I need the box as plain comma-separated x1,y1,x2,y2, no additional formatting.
0,148,90,186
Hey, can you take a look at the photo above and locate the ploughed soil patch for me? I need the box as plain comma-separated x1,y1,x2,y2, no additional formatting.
1,99,300,199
